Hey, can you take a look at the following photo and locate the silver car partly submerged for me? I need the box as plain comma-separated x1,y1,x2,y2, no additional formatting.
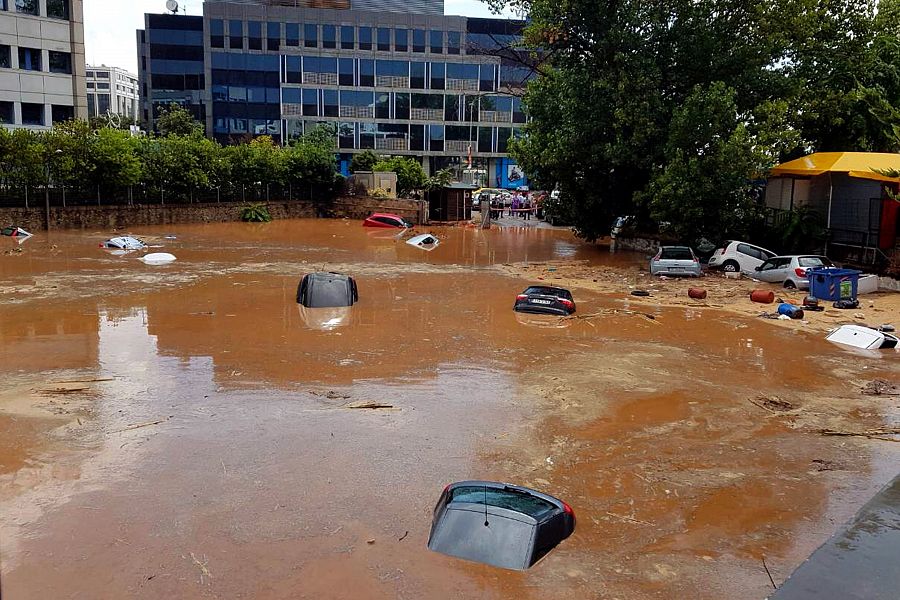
650,246,702,277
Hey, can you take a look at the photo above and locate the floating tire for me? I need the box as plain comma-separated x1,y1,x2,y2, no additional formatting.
631,290,651,297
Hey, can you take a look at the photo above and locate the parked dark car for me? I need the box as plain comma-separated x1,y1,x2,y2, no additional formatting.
296,272,359,308
513,286,576,316
427,481,576,571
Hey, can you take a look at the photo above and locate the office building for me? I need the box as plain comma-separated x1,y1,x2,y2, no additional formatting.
0,0,86,128
138,0,531,186
86,65,139,122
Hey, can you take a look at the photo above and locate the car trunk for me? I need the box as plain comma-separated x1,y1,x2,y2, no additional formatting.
428,504,537,571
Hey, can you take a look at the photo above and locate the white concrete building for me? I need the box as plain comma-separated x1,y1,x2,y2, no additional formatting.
86,65,139,122
0,0,86,128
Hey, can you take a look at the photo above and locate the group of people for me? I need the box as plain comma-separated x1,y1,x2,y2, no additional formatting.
508,191,535,220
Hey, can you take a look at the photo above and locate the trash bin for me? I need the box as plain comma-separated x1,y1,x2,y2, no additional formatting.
807,268,861,302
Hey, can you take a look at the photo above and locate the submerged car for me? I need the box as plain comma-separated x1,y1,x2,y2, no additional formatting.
1,226,31,237
296,272,359,308
406,233,440,251
650,246,702,277
100,236,146,250
363,213,412,229
427,481,576,571
513,286,576,316
753,255,835,289
826,325,899,350
707,240,776,273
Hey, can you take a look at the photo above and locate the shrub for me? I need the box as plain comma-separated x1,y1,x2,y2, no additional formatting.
240,203,272,222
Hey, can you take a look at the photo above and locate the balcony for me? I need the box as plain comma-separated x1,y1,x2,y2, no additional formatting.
410,108,442,121
480,111,512,123
375,76,410,88
304,72,338,86
446,78,478,91
376,137,408,151
445,140,473,153
340,105,374,118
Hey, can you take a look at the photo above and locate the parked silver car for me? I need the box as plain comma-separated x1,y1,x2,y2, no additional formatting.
650,246,702,277
753,255,834,289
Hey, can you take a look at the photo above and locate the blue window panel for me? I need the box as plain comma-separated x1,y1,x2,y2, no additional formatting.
377,28,391,51
395,29,408,52
412,29,425,52
212,84,228,101
245,54,279,71
282,88,301,104
214,117,228,134
266,88,280,103
358,59,373,86
341,26,354,49
286,56,301,83
429,30,443,53
302,89,318,116
304,24,317,47
149,29,203,45
479,64,495,91
322,25,336,49
323,89,338,117
247,87,267,102
211,52,228,69
448,31,460,55
447,63,478,79
286,23,300,46
151,59,204,74
410,62,426,88
376,60,408,77
359,27,373,50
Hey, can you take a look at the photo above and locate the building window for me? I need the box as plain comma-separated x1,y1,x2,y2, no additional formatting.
16,0,38,15
448,32,460,55
97,82,109,89
412,29,425,53
377,28,390,52
97,93,110,115
21,103,44,126
375,92,390,119
410,62,425,89
359,27,372,51
304,24,318,48
512,97,526,123
51,104,73,123
267,22,281,51
395,92,409,120
46,0,69,20
340,26,354,49
285,56,301,83
0,101,13,124
338,122,354,149
210,19,224,48
358,59,373,87
86,70,94,77
497,127,512,153
359,122,375,149
302,89,317,116
322,25,336,49
479,64,495,92
430,62,445,89
410,124,425,151
338,58,353,86
96,71,109,78
48,51,71,74
396,29,409,52
18,47,41,71
429,124,444,151
87,82,94,88
323,89,338,117
286,23,299,47
0,45,9,69
229,20,243,50
430,30,443,54
478,126,493,153
248,21,262,50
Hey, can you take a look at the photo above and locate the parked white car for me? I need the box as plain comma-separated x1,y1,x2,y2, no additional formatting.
707,240,776,274
752,255,834,289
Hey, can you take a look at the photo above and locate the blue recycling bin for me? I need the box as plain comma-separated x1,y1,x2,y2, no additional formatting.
807,268,861,301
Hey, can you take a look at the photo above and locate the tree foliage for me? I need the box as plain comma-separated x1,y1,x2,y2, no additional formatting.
350,150,380,173
372,156,428,197
491,0,900,242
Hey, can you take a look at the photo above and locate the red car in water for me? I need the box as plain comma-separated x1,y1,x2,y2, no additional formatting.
363,213,412,228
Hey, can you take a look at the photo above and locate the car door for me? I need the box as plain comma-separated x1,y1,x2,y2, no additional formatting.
736,243,765,273
755,258,781,282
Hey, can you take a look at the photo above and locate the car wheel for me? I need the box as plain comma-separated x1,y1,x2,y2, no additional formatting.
722,261,740,272
784,280,797,289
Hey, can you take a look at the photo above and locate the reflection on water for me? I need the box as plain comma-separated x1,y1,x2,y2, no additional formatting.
297,304,354,331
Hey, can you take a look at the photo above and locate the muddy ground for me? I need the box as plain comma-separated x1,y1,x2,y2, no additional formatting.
1,220,899,600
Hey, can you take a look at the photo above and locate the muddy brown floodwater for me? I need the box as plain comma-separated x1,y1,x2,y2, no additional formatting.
1,219,898,600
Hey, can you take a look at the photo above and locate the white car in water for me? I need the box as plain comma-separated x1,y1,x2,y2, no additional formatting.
707,240,776,274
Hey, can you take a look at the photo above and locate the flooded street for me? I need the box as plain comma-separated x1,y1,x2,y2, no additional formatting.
1,220,898,599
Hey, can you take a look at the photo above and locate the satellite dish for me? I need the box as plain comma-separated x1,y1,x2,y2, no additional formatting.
165,0,179,13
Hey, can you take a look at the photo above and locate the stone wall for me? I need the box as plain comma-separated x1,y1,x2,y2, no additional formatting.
0,197,424,232
611,235,660,254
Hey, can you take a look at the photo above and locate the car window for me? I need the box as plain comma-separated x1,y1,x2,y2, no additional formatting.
307,279,351,308
375,216,397,226
799,257,833,268
660,248,693,260
736,243,756,258
450,486,556,519
760,260,777,271
524,287,571,299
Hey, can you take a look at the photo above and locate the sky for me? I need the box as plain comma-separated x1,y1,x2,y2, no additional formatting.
83,0,513,75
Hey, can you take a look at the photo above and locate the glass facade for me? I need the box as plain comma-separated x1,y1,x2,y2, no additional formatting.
142,11,529,170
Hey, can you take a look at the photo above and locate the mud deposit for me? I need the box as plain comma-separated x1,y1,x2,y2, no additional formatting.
1,220,898,599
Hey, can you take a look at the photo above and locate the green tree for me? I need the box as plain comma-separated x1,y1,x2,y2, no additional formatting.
372,156,427,197
155,104,203,137
350,150,380,173
87,127,143,190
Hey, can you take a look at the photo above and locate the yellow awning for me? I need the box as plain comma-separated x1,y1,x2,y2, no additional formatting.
770,152,900,183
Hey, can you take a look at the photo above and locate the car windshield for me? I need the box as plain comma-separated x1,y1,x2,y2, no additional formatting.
799,257,833,268
660,248,693,260
450,486,556,519
307,279,350,308
524,287,571,299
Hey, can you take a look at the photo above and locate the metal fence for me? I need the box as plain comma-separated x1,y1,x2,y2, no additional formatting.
0,183,334,208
